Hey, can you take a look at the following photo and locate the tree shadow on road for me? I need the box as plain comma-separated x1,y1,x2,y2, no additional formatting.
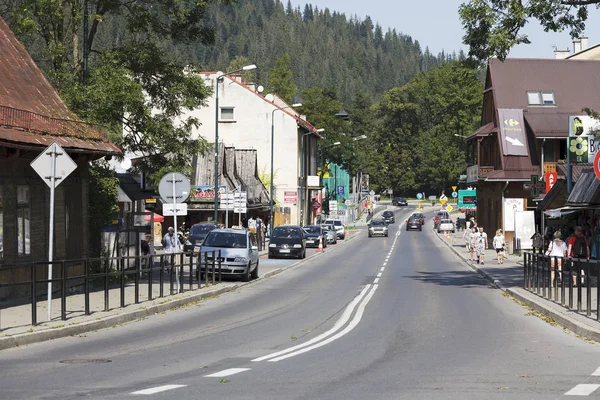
404,269,494,288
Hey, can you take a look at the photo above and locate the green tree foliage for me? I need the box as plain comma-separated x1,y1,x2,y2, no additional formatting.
4,0,229,178
459,0,597,62
373,62,482,194
267,53,297,104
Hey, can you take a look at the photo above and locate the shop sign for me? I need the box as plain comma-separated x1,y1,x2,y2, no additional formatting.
569,115,600,163
307,175,320,187
189,185,226,201
503,198,524,232
284,191,297,204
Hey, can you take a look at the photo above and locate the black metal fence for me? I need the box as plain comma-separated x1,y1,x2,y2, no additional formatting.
0,250,223,329
523,252,599,320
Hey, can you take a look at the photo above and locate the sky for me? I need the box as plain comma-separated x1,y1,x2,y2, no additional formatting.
289,0,600,59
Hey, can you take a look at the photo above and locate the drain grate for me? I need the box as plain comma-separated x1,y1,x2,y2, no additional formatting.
60,359,112,364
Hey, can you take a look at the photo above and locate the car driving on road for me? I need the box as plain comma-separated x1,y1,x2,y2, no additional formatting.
368,220,389,237
382,210,395,224
392,197,408,206
268,225,307,259
406,215,422,231
411,212,425,225
199,228,259,282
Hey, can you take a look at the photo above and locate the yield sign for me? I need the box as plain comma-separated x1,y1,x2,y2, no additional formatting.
30,142,77,189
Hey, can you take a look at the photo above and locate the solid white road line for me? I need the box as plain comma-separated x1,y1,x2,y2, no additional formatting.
252,285,372,362
131,385,187,395
565,384,600,396
592,366,600,376
374,278,380,284
268,284,379,362
204,368,251,378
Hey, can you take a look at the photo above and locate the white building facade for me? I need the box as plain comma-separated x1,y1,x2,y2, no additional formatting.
184,73,320,225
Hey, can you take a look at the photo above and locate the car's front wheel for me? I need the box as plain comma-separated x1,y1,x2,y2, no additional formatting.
251,261,259,279
242,263,251,282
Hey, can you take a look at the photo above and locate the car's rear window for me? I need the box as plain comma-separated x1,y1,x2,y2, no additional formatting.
383,211,393,216
371,220,386,226
326,220,342,226
191,225,214,235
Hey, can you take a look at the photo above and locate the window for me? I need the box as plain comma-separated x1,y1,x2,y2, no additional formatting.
220,107,234,120
0,186,3,259
527,91,555,106
17,185,30,256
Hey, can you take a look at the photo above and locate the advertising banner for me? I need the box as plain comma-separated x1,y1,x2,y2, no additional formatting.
284,191,297,204
189,185,227,201
514,211,535,250
498,109,528,156
503,198,524,232
569,115,600,163
458,189,477,209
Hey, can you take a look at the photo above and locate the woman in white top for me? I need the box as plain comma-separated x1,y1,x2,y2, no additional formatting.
493,229,506,264
469,227,477,262
546,230,568,286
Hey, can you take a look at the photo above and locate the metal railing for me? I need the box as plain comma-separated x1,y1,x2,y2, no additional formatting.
523,252,599,320
0,250,222,329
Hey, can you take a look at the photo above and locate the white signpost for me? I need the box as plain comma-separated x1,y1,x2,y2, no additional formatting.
30,142,77,321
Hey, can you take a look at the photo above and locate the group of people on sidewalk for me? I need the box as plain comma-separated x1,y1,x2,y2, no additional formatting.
544,226,590,286
461,218,507,265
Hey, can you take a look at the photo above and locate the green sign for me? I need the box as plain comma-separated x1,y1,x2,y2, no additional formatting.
458,189,477,209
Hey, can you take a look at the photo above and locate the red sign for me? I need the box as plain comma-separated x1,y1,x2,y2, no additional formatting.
284,191,297,204
595,151,600,181
545,171,558,193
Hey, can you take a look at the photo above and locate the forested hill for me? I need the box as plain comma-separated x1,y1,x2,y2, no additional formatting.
183,0,462,102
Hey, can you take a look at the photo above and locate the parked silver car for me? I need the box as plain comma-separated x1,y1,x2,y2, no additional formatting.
199,228,259,282
321,224,338,244
437,219,455,233
324,219,346,239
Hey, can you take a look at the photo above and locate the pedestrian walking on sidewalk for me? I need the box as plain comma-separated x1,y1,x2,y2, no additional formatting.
162,227,181,267
475,227,488,264
463,227,472,253
545,230,567,286
493,229,506,264
469,227,477,262
567,226,589,286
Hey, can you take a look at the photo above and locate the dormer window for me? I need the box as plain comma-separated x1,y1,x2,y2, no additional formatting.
527,91,555,106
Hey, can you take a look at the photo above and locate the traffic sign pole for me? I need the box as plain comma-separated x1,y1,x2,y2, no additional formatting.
47,146,57,321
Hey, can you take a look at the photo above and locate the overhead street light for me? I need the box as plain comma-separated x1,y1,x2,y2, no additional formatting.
454,134,468,138
270,102,302,236
213,64,257,223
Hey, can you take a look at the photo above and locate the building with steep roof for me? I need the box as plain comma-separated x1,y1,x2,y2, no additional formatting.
465,58,600,246
0,17,121,265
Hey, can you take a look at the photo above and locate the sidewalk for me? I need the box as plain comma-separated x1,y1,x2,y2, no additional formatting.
0,227,364,351
437,223,600,343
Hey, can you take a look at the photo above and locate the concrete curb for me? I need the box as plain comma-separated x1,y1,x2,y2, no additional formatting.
435,228,600,343
0,224,362,351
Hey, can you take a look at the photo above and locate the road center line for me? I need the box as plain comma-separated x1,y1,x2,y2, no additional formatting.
592,366,600,376
374,278,380,284
565,384,600,396
204,368,251,378
380,267,385,272
377,273,382,277
383,263,387,267
131,385,187,395
268,284,379,362
252,285,372,362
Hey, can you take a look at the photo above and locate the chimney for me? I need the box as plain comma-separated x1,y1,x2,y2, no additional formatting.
573,38,582,53
580,36,589,51
554,49,570,59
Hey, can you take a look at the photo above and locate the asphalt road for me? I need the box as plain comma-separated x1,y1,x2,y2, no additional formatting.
3,206,600,399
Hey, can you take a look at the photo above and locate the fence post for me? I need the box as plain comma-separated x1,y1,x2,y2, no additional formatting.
61,261,66,321
84,259,90,315
120,256,125,308
179,253,184,293
104,258,110,311
218,250,222,283
31,263,37,326
135,255,140,304
542,255,547,299
586,260,591,316
159,254,165,298
148,255,153,301
523,253,528,290
577,258,582,313
569,258,574,309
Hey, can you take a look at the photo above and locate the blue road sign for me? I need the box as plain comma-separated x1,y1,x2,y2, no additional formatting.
416,193,423,199
337,186,344,195
452,191,458,198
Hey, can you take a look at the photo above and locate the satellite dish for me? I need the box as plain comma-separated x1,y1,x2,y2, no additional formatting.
257,85,264,93
120,157,132,170
265,93,275,102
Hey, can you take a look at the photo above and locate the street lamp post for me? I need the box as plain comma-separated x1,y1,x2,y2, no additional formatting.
270,103,302,237
213,64,257,224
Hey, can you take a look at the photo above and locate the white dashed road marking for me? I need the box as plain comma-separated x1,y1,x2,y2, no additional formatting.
374,278,380,284
131,385,187,395
204,368,251,378
377,273,382,278
592,366,600,376
565,384,600,396
380,267,385,272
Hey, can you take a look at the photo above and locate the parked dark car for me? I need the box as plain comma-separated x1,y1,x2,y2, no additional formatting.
406,216,422,231
268,225,307,259
303,225,327,248
392,197,408,206
368,220,389,237
382,210,395,224
186,223,218,252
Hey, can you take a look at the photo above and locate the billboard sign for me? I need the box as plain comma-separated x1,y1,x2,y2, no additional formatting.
569,115,600,163
498,109,528,156
189,185,227,201
457,189,476,209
